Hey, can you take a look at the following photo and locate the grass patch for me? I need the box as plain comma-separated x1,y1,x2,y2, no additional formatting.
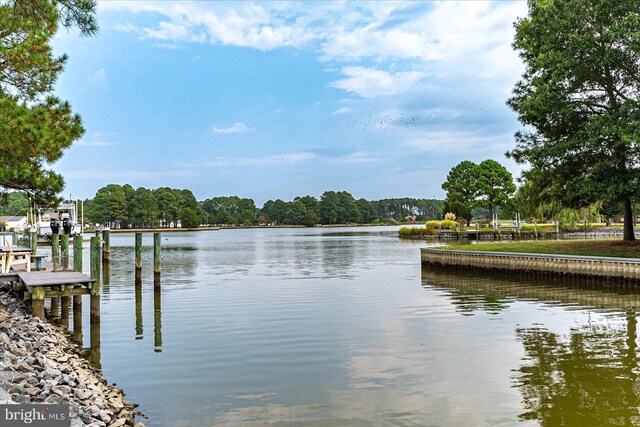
438,239,640,259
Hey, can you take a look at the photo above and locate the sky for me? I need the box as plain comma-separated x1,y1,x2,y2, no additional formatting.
52,1,529,205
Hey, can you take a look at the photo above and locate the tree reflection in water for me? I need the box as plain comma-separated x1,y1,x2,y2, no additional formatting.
514,313,640,426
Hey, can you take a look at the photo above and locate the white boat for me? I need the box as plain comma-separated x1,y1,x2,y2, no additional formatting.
35,203,82,237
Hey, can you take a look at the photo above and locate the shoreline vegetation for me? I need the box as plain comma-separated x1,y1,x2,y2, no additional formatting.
437,239,640,259
0,283,144,427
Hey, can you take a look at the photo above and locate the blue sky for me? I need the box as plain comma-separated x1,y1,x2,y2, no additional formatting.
52,1,528,204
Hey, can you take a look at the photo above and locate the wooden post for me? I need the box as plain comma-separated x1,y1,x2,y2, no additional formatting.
50,296,59,318
31,286,45,318
73,235,83,315
51,233,59,261
154,287,162,352
60,234,69,270
29,231,37,255
102,230,110,263
73,235,83,272
11,230,17,246
135,232,142,282
154,232,161,289
154,232,161,274
90,236,101,324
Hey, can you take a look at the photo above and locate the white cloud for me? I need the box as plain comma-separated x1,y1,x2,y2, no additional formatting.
329,67,424,98
331,107,353,115
90,68,107,84
188,152,317,167
101,2,527,101
212,122,254,134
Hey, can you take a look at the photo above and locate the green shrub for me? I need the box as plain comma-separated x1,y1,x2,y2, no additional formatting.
399,227,436,236
441,220,458,230
520,223,557,232
425,220,441,230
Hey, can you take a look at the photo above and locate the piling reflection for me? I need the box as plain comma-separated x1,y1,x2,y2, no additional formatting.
135,278,143,340
89,321,101,369
102,261,111,297
154,286,162,353
514,314,640,425
71,297,82,346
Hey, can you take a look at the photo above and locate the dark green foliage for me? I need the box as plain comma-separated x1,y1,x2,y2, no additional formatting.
442,161,480,225
200,196,257,225
0,0,96,204
0,191,29,216
90,184,128,226
370,198,443,221
477,159,516,218
508,0,640,240
180,207,200,228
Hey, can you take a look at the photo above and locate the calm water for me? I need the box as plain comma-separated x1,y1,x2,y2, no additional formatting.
58,227,640,426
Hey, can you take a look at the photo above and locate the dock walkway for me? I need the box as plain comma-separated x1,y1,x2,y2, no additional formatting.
9,263,96,318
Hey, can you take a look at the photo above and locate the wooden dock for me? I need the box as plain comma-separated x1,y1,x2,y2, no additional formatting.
11,263,96,318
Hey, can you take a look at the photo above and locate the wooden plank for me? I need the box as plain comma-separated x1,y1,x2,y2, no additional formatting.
16,270,94,289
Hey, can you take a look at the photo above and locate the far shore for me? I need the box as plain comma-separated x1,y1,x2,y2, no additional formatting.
92,223,411,233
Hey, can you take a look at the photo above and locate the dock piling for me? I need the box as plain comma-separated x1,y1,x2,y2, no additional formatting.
90,236,101,324
60,234,69,270
135,233,142,283
154,232,161,289
51,233,59,260
29,231,37,255
102,230,110,263
31,286,45,318
73,235,83,318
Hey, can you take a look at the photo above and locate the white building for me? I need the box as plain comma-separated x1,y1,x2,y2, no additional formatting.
0,216,27,231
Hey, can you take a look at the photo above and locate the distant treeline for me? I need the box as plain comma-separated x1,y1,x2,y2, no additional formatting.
1,186,444,228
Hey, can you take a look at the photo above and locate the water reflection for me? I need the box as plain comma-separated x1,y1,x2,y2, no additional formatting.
135,279,143,340
422,267,640,426
422,267,640,312
514,314,640,426
154,286,162,353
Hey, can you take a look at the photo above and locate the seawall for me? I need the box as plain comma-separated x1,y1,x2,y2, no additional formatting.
421,248,640,281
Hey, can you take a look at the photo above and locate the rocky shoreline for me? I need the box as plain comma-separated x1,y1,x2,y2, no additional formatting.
0,283,144,427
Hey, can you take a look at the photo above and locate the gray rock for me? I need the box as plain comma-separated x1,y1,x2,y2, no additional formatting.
52,385,72,395
45,394,63,404
99,410,112,423
15,362,33,372
87,406,101,417
0,388,16,404
0,370,25,383
70,417,86,427
76,389,94,400
109,419,126,427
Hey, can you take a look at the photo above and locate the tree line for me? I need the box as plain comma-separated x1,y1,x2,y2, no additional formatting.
76,186,445,228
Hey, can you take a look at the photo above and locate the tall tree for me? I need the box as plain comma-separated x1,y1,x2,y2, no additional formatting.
508,0,640,240
477,159,516,218
442,161,480,225
0,0,97,205
91,184,128,227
